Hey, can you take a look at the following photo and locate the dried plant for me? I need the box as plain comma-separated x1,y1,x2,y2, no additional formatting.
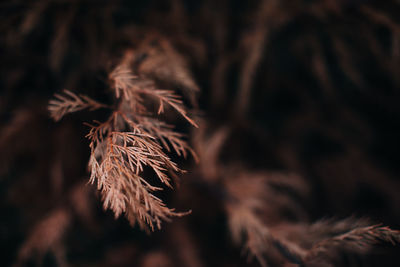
48,48,197,231
48,90,107,121
305,225,400,261
2,0,400,267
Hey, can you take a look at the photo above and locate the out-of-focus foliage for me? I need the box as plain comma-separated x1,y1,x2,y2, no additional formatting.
1,0,400,266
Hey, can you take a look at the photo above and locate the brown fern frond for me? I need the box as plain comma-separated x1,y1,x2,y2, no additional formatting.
86,116,190,231
268,217,400,266
149,89,198,127
47,44,198,231
109,60,198,127
306,225,400,261
308,217,372,240
224,172,272,267
48,90,107,121
220,168,313,266
226,203,271,267
79,47,198,230
109,62,138,100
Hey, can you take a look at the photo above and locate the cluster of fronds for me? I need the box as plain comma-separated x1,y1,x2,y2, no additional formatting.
48,44,197,231
1,0,400,267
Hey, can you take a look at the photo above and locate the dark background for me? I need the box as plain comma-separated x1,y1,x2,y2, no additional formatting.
1,0,400,266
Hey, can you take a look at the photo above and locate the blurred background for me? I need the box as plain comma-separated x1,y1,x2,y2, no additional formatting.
1,0,400,266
